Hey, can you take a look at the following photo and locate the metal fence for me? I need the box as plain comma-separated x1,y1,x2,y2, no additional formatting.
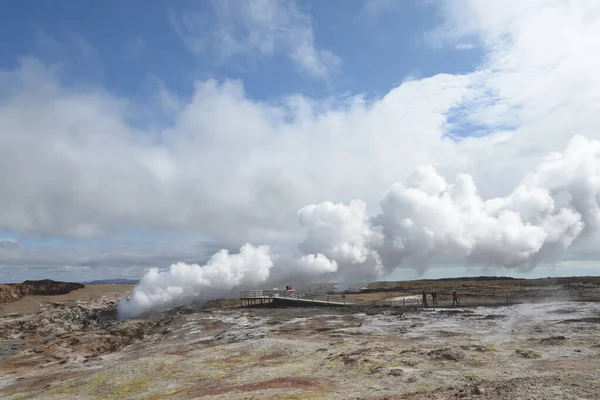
352,293,538,309
239,289,562,309
240,290,352,306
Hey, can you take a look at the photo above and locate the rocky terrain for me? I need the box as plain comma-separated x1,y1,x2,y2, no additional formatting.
1,278,600,399
0,280,84,304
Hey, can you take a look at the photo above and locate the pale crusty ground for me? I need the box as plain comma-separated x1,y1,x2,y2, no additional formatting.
2,298,600,399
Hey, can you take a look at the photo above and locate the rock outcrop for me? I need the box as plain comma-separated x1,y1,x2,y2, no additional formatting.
0,279,84,304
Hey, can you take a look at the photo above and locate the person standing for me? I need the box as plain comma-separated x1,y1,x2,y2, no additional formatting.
431,289,438,307
421,290,428,308
452,289,460,307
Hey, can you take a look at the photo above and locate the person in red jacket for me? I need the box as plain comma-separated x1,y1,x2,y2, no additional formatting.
452,289,460,306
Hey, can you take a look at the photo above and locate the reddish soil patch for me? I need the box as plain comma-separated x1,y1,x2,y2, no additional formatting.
186,377,334,397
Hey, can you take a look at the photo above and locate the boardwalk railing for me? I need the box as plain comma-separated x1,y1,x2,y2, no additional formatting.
240,290,352,306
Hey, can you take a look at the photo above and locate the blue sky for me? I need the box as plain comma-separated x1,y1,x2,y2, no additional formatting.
0,0,481,102
1,0,600,283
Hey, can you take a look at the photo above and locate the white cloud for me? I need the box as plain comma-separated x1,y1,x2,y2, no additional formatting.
432,0,600,196
0,57,473,245
455,43,476,50
363,0,396,18
170,0,341,79
3,0,600,283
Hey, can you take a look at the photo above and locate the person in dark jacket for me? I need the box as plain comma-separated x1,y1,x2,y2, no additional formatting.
421,290,428,308
431,289,438,307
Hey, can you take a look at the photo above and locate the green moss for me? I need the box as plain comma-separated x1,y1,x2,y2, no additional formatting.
364,364,385,374
114,376,151,396
146,388,190,400
46,386,80,397
412,384,436,392
464,373,479,381
261,392,330,400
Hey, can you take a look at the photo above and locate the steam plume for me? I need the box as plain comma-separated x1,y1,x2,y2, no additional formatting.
118,135,600,319
117,244,273,319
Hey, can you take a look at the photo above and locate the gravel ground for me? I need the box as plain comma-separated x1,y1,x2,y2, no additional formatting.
1,281,600,399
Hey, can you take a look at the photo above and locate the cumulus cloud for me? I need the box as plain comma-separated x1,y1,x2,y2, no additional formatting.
0,58,471,244
3,1,600,301
170,0,341,79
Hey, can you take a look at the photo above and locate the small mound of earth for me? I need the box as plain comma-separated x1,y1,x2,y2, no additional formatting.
515,349,541,359
437,330,463,337
460,345,495,352
540,336,567,345
481,314,506,320
388,368,404,376
428,348,465,361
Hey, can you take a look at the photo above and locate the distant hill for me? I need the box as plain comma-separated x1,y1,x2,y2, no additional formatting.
422,276,515,282
84,279,139,285
0,279,84,304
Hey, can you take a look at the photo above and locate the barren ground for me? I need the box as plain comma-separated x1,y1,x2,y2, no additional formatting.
0,284,133,316
1,278,600,399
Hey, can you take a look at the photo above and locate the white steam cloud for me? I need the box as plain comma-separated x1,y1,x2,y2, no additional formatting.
297,253,339,275
118,135,600,319
117,244,273,319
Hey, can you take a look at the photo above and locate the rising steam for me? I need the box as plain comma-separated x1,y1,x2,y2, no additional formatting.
117,244,273,319
118,135,600,319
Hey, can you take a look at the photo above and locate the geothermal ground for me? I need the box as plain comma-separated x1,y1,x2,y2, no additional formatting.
1,278,600,399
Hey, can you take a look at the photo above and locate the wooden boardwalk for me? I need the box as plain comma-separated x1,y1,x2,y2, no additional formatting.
240,290,354,307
